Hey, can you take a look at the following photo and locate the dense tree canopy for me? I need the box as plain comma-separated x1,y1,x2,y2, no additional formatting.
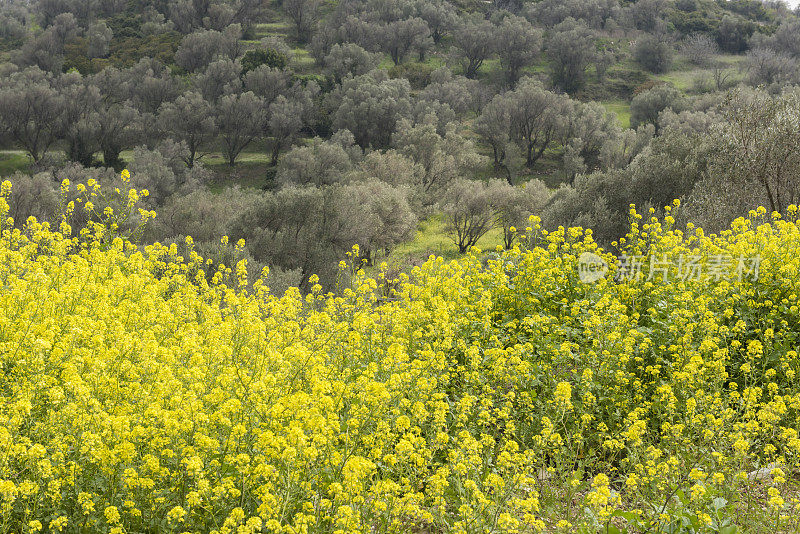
1,0,800,296
329,70,413,149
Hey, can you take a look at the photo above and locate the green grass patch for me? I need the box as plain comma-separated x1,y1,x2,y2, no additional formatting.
203,149,274,166
124,146,277,192
377,213,505,273
377,48,450,75
716,53,747,66
655,68,707,91
654,54,745,93
205,159,275,192
580,64,648,101
476,57,502,81
0,151,31,177
602,100,632,129
252,21,291,40
521,59,550,76
667,55,695,72
290,47,317,72
378,55,395,71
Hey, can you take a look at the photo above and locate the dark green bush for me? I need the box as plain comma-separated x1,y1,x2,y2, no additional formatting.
388,62,435,89
241,48,288,74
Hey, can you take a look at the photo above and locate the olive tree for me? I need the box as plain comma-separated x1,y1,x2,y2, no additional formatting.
215,91,267,166
329,70,413,149
344,179,417,262
150,186,255,243
87,21,113,58
415,0,457,44
452,16,495,79
509,78,569,167
168,0,261,34
228,184,408,291
487,179,550,248
157,91,217,167
495,15,542,87
284,0,321,43
523,0,618,28
709,89,800,215
442,178,495,253
277,138,355,187
194,58,242,102
394,118,483,200
94,102,140,169
630,84,684,129
633,34,673,73
267,95,305,165
475,93,512,170
546,18,596,93
323,43,382,83
4,171,60,225
12,22,70,72
174,26,242,72
337,14,382,52
243,65,290,105
380,17,431,65
131,68,182,114
420,67,482,116
0,79,64,162
126,144,201,206
58,74,101,166
561,100,620,173
599,124,654,170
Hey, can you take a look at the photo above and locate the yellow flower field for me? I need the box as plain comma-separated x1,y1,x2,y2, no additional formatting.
0,176,799,533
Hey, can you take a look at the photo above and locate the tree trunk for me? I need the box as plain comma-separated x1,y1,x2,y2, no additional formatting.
270,141,281,166
504,164,513,186
186,142,197,168
103,149,123,170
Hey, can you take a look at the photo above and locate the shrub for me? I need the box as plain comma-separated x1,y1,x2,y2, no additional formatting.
630,84,684,128
241,47,288,74
632,34,673,73
388,61,435,89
